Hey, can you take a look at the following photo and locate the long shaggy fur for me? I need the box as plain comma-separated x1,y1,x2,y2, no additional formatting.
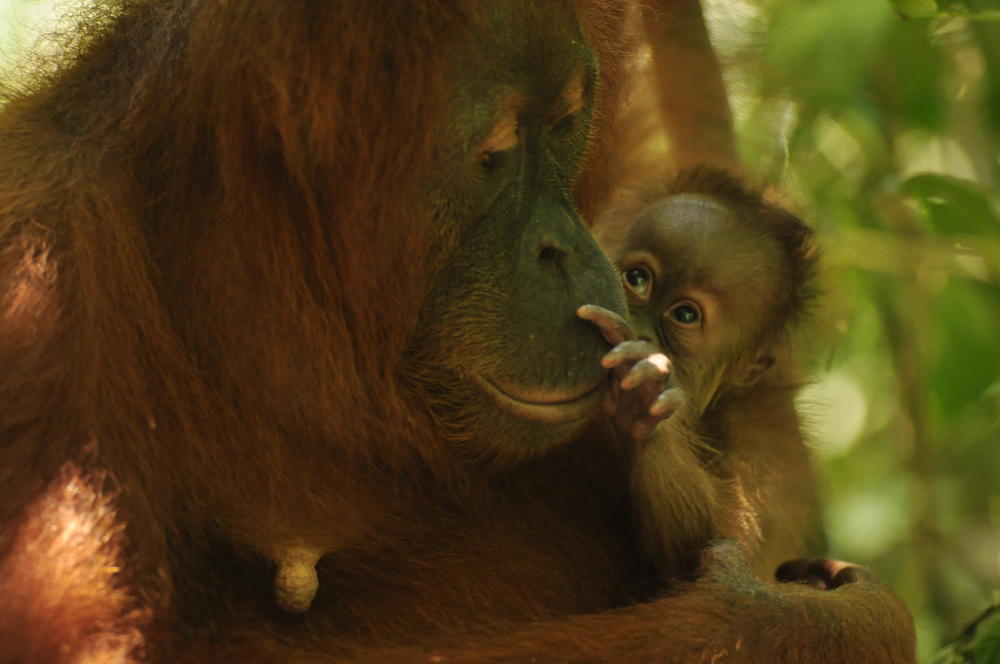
0,2,915,662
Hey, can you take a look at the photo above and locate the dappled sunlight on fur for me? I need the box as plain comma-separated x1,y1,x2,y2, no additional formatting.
0,2,914,662
0,464,147,664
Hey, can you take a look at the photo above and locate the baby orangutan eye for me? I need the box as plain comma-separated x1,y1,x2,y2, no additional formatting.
623,266,652,298
669,304,700,325
479,150,506,174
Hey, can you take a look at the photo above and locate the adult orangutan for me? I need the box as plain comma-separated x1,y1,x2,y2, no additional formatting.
0,1,914,663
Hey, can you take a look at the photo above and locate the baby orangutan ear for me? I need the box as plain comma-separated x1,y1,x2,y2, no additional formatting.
733,355,774,387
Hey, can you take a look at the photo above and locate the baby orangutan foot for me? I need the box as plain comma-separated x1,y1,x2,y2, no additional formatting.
274,545,325,613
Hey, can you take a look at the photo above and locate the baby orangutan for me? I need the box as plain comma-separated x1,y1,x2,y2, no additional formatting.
580,168,821,580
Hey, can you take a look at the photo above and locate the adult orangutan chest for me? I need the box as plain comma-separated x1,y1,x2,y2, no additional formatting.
304,456,643,645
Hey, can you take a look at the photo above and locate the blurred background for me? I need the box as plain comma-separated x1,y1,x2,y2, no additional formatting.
2,0,998,661
702,0,999,660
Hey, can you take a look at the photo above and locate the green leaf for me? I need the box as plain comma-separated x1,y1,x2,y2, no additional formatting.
974,610,1000,663
891,0,940,18
900,173,1000,235
929,281,1000,419
882,20,948,131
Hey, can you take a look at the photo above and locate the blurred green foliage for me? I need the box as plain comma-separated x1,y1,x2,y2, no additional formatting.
929,606,1000,663
1,0,997,662
707,0,1000,660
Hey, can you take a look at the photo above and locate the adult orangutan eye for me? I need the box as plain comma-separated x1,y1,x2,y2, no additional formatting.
550,112,578,135
622,266,652,298
669,304,700,325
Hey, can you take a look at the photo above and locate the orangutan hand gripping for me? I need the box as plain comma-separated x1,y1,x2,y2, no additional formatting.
578,304,683,447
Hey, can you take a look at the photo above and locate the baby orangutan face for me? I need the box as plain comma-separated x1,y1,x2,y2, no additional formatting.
614,193,786,394
581,171,820,449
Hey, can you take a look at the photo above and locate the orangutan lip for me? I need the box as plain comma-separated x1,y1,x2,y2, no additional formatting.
476,375,604,424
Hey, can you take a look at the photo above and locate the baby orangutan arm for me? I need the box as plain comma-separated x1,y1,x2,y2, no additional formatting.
578,304,888,594
579,304,718,575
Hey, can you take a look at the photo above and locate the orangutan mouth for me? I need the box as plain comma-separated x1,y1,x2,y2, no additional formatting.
476,375,604,424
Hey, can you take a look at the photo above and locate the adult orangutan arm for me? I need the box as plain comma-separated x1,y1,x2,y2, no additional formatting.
642,0,739,171
184,547,915,664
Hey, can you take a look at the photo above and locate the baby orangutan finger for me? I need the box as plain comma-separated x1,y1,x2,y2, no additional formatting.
602,341,662,370
776,558,825,587
776,558,875,590
832,565,868,586
649,387,684,418
620,353,671,389
577,305,634,346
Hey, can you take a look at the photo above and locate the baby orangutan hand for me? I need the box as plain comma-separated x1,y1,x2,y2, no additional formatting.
776,557,876,590
577,305,685,448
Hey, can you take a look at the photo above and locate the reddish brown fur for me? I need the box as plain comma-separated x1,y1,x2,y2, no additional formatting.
0,2,914,662
0,464,149,664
